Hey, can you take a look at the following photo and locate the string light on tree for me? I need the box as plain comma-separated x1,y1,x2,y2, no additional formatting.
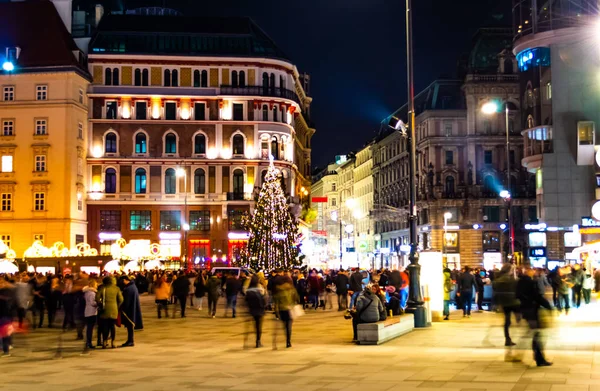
242,155,300,270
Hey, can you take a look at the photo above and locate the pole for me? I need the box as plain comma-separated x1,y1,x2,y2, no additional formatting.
183,169,188,270
443,215,448,267
505,103,514,262
405,0,425,327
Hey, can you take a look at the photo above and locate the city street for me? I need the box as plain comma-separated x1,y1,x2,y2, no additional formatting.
3,296,600,391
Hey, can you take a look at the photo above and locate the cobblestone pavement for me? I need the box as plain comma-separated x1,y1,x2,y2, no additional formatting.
2,295,600,391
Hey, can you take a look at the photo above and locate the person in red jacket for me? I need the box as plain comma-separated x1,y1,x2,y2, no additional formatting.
399,268,409,309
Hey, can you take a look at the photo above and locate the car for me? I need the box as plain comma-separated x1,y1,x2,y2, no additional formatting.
210,267,251,278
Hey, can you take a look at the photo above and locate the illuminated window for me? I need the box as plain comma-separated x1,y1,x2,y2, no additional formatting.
164,168,176,194
194,168,206,194
34,192,45,211
444,122,452,136
35,119,46,135
1,155,12,172
232,134,244,155
190,210,210,231
130,210,151,230
228,209,245,230
135,133,147,154
36,85,47,100
100,210,121,231
35,155,46,172
160,210,181,231
3,86,14,101
135,168,147,194
578,121,594,145
1,235,11,249
2,120,13,136
33,234,44,244
1,193,11,211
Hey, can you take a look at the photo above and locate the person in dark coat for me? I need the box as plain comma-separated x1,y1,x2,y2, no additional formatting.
457,266,477,317
349,270,364,309
225,272,242,318
0,278,15,356
205,273,221,318
172,272,190,318
335,270,349,311
516,267,552,366
120,275,142,347
193,271,206,310
244,275,266,348
307,271,320,310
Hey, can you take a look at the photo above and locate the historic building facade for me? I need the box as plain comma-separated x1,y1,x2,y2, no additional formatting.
373,28,537,269
0,1,91,256
85,13,314,265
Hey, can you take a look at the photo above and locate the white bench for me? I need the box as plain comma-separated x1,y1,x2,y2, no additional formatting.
356,314,414,345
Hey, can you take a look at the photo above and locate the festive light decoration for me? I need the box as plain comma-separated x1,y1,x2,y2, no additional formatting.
23,241,98,258
241,156,300,270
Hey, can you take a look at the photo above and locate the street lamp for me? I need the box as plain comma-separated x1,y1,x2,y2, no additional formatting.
499,190,514,262
443,212,452,267
177,167,188,270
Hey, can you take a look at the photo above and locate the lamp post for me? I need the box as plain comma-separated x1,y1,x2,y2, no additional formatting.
443,212,452,267
177,167,189,270
482,96,514,262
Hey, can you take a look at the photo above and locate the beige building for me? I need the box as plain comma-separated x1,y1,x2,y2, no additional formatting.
0,1,91,257
352,143,375,267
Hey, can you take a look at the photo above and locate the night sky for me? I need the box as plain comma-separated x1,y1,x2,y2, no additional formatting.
130,0,512,168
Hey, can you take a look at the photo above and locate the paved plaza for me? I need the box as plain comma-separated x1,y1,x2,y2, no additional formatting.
2,296,600,391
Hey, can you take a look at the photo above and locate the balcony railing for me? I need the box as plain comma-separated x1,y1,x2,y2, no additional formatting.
465,74,519,83
220,85,300,104
522,126,553,157
227,192,245,201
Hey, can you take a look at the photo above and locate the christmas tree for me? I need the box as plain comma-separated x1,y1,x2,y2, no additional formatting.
243,157,300,271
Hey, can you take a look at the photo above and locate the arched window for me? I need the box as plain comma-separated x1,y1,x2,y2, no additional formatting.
105,168,117,194
165,133,177,154
135,168,147,194
142,69,149,86
262,105,269,121
445,176,455,197
271,137,279,160
269,73,275,94
239,71,246,87
112,68,119,85
483,175,495,195
233,169,244,194
171,69,178,87
105,132,117,153
135,133,147,154
262,72,269,94
194,168,206,194
193,70,200,87
134,69,141,86
164,168,176,194
164,69,171,87
281,107,286,123
104,68,112,86
201,70,208,87
194,134,206,154
232,134,245,155
273,107,278,122
232,71,238,87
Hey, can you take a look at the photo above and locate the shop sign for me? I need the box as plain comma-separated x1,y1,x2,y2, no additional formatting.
358,241,368,251
311,197,328,203
564,232,581,247
581,217,600,227
529,248,546,257
528,232,547,247
524,223,547,230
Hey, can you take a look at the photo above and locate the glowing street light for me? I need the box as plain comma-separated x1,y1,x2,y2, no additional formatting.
2,61,14,72
345,198,356,209
499,190,511,199
481,101,499,115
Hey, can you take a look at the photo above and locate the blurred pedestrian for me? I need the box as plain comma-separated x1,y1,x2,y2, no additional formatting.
273,275,298,349
82,279,98,350
335,269,349,311
457,266,477,318
154,275,170,319
225,272,242,318
172,271,190,318
193,271,206,310
97,276,123,349
582,269,593,305
571,264,584,308
492,264,520,347
120,275,142,347
205,272,221,318
244,275,266,348
443,268,453,320
0,278,15,357
14,275,32,329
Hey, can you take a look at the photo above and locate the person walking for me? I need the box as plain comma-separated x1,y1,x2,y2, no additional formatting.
0,278,15,357
557,267,571,314
225,272,242,318
516,267,553,367
96,276,123,349
82,279,98,350
443,268,453,320
273,275,298,349
120,275,142,347
492,264,520,347
335,269,349,311
14,275,32,329
205,272,221,318
172,272,190,318
154,275,171,319
582,269,594,305
193,271,206,311
399,268,410,310
244,275,266,348
62,275,76,331
457,266,477,318
570,264,584,308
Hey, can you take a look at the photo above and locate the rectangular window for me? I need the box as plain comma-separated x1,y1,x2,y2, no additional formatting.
135,101,147,120
165,102,177,120
482,206,500,222
509,150,515,165
233,103,244,121
77,198,83,211
33,234,44,244
332,183,337,191
578,121,595,145
331,198,337,207
482,231,500,251
3,86,14,101
0,235,10,249
79,89,84,104
77,158,83,176
228,209,245,231
484,150,493,165
1,193,11,211
160,210,181,231
78,122,83,139
2,120,13,136
100,210,121,231
194,103,206,120
528,205,538,223
35,155,46,172
35,119,47,135
34,192,45,211
445,150,453,165
444,122,452,136
106,101,117,119
130,210,151,231
1,155,12,172
36,85,47,100
76,234,84,244
190,210,210,231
